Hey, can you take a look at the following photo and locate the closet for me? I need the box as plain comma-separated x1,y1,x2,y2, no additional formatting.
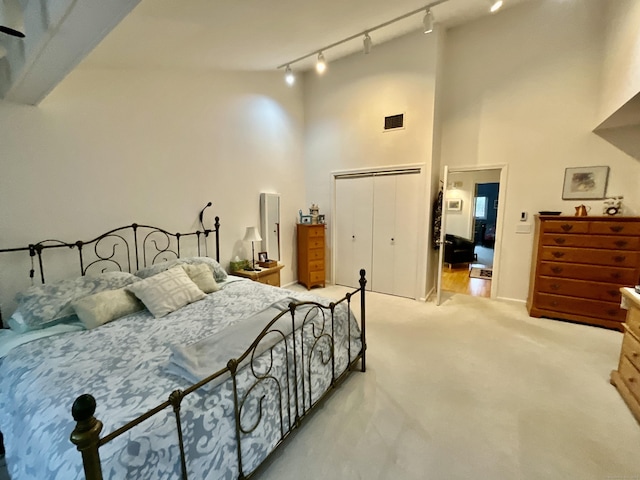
335,169,421,298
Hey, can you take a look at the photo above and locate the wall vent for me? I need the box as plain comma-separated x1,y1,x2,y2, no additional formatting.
384,113,404,131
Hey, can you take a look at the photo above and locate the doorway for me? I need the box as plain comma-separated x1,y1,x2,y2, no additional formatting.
436,166,507,305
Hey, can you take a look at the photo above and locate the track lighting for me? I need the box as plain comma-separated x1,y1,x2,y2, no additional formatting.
0,0,26,38
423,9,434,34
316,52,326,74
284,65,295,86
276,1,450,76
490,0,503,13
363,33,372,54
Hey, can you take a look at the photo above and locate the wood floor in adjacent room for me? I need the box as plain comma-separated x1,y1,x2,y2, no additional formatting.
442,263,492,298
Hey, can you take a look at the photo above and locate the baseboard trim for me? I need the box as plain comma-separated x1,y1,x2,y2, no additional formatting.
496,296,526,305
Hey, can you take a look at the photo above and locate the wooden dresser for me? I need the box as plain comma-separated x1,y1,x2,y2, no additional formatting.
610,288,640,423
297,224,325,290
527,216,640,330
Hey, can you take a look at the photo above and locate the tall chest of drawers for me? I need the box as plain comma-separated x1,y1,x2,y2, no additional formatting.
297,224,326,290
527,216,640,330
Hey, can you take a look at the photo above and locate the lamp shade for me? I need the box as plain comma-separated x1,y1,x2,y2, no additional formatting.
243,226,262,243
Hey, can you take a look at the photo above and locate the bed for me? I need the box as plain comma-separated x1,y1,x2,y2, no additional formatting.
0,213,367,479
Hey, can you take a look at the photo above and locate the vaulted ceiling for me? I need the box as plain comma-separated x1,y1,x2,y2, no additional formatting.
1,0,534,105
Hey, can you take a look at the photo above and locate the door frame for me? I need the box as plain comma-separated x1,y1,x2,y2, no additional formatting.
436,164,508,304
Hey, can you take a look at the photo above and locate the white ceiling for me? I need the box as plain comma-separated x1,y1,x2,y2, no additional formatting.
81,0,534,72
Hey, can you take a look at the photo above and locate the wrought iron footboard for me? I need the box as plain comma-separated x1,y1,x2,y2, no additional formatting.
70,270,367,480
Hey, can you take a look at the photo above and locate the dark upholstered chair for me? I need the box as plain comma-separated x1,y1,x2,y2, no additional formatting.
444,234,476,266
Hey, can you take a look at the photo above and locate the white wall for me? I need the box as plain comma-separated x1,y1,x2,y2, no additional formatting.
440,0,640,302
0,67,305,313
303,30,439,298
599,0,640,122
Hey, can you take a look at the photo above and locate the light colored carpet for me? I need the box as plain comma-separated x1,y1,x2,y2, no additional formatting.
255,284,640,480
2,287,639,480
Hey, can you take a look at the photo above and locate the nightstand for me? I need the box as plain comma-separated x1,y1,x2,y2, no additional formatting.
233,264,284,287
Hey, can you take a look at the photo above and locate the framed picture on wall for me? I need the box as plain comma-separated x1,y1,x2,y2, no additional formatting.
446,199,462,211
562,166,609,200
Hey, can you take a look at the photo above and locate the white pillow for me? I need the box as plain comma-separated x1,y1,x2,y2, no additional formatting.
181,263,220,294
72,288,144,329
127,266,206,318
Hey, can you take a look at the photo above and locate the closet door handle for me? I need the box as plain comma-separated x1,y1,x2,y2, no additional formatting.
352,235,355,239
391,238,395,242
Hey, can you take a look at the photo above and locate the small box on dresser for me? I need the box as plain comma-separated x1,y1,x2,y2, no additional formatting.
611,288,640,423
297,224,325,290
527,215,640,330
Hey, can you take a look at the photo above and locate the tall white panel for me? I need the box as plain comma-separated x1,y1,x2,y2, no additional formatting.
371,175,396,294
393,173,421,298
335,177,373,289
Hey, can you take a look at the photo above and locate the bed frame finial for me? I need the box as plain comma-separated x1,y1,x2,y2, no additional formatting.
70,394,104,480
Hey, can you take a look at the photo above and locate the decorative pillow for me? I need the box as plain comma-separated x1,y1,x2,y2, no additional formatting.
181,263,220,294
11,271,139,332
127,266,206,318
72,288,144,330
135,256,228,282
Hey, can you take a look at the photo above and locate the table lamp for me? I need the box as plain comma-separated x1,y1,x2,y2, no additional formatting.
243,226,262,271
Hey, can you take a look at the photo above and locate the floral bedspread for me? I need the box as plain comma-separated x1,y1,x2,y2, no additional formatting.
0,279,362,479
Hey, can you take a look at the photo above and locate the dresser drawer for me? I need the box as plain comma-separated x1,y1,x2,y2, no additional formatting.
541,221,589,234
309,270,325,283
536,276,621,302
622,329,640,372
618,355,640,400
308,260,324,272
538,262,637,284
540,247,639,267
590,222,640,236
626,306,640,341
541,234,640,251
307,248,324,261
535,293,626,322
306,226,325,238
306,238,324,249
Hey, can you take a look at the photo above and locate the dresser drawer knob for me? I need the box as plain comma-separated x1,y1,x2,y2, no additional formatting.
632,351,639,358
628,376,636,383
561,224,573,232
552,251,565,258
606,309,618,316
551,267,563,274
611,272,622,279
553,238,566,245
607,290,619,297
550,284,560,291
550,301,559,307
614,240,628,248
611,226,624,232
613,255,626,263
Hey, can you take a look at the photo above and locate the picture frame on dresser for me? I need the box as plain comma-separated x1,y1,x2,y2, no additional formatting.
562,165,609,200
258,251,267,263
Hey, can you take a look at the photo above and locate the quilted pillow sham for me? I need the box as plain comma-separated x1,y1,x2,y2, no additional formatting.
72,288,144,330
127,266,206,318
9,271,140,333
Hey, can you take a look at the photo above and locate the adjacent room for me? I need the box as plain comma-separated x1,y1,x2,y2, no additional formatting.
1,0,640,478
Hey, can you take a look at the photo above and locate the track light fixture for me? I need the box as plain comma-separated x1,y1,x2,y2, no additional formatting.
277,0,449,83
316,52,327,74
423,9,434,34
284,65,295,86
490,0,503,13
363,33,372,54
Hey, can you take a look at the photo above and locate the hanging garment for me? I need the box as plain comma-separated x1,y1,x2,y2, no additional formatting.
432,188,443,249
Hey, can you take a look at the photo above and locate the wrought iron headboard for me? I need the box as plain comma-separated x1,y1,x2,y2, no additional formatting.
0,214,220,324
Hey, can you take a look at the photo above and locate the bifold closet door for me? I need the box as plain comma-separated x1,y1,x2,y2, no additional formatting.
371,173,420,298
335,176,373,289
